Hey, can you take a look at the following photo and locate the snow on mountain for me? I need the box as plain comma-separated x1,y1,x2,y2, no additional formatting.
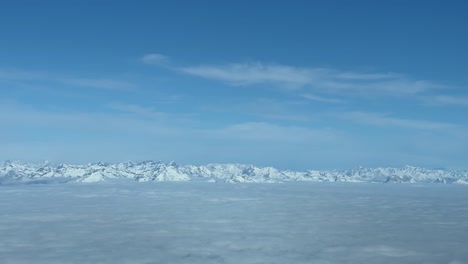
1,160,467,184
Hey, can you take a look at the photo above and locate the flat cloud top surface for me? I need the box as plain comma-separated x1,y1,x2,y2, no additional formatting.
0,182,467,264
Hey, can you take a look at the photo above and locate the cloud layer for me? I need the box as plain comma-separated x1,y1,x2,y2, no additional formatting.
1,183,467,264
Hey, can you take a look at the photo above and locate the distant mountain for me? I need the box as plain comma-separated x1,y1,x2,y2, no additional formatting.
1,160,468,184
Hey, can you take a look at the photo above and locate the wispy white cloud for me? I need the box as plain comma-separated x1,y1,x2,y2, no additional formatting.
301,93,342,104
200,98,312,122
0,103,177,136
0,69,45,80
107,103,166,119
200,122,339,142
425,95,468,107
180,63,318,88
0,69,134,91
341,111,458,130
141,53,169,65
61,78,134,90
143,53,465,112
177,62,444,96
334,72,402,80
0,101,204,142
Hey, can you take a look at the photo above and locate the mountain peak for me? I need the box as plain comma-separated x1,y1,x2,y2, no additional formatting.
167,161,178,167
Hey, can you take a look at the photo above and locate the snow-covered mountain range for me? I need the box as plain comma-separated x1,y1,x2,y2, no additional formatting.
1,160,468,184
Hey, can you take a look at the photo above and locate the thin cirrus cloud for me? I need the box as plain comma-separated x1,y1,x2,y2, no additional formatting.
427,95,468,107
181,63,318,87
60,78,134,91
141,53,449,102
141,53,170,65
107,103,167,119
0,69,134,91
179,63,443,95
340,111,459,130
0,102,340,148
200,98,313,122
199,122,340,142
0,103,177,136
301,93,342,104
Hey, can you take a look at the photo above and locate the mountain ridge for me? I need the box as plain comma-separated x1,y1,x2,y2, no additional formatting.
1,160,468,184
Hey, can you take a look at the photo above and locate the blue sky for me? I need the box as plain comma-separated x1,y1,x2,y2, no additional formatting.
1,0,467,170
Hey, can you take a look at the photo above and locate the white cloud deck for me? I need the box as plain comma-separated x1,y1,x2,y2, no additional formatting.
0,183,467,263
